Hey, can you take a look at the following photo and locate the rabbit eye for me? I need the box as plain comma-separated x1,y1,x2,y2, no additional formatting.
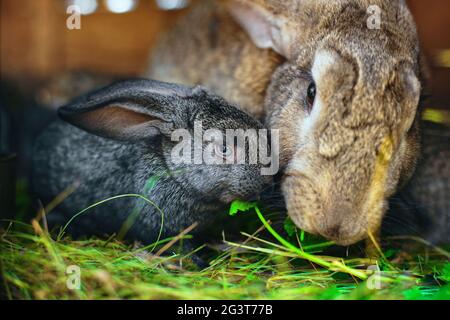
306,82,316,110
214,143,233,159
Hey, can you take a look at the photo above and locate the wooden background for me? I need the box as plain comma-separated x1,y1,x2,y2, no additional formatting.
1,0,449,109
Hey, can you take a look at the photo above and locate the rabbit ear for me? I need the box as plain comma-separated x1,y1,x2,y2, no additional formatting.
58,79,193,141
227,0,292,58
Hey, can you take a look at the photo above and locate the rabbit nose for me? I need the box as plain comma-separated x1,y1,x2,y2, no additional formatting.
313,203,358,243
316,222,344,240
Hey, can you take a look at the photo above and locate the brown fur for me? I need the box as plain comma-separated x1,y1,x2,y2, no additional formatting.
147,0,424,245
149,1,283,119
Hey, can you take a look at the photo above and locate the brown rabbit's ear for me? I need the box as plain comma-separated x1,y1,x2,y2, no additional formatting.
226,0,292,58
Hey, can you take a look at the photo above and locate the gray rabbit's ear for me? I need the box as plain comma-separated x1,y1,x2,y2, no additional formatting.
227,0,292,58
58,79,193,141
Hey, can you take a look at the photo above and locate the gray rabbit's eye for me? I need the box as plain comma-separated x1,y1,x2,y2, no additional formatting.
306,82,316,111
214,143,233,159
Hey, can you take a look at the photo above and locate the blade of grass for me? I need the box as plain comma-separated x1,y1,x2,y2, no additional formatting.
254,206,368,280
156,222,198,256
58,194,165,254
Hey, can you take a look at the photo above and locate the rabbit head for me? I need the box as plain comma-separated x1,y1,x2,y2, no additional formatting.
228,0,423,244
58,79,272,205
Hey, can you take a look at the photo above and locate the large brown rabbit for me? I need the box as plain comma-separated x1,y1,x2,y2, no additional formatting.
148,0,427,245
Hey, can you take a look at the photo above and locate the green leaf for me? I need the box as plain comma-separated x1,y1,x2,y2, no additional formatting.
283,218,305,241
283,218,297,237
229,200,257,216
439,263,450,282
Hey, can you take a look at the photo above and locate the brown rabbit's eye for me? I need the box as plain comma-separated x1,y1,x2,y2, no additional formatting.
306,82,316,109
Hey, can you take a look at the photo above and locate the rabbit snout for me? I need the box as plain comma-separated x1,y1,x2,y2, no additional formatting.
282,172,369,245
282,142,392,246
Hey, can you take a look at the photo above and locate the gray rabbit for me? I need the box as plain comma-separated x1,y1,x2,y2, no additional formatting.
32,79,272,246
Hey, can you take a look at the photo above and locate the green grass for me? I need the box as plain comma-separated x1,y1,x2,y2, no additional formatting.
1,212,449,300
1,181,449,300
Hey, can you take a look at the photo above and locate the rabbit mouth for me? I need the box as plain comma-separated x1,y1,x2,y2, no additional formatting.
219,194,237,204
219,191,262,205
282,173,380,245
288,208,369,246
